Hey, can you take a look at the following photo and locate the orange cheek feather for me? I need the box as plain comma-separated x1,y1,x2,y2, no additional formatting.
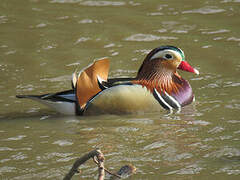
161,59,180,70
133,59,183,95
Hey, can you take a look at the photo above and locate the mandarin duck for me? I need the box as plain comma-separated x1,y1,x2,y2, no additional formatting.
16,45,199,115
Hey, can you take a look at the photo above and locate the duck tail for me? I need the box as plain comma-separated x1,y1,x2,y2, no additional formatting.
16,94,43,99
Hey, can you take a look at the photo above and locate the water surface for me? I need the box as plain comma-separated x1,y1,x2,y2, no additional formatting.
0,0,240,179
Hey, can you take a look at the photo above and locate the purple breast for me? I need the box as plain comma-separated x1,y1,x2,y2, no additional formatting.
172,79,194,107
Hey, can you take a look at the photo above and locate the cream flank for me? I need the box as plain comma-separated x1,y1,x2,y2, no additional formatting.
85,84,164,115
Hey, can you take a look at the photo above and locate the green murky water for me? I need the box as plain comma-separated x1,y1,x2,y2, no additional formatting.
0,0,240,179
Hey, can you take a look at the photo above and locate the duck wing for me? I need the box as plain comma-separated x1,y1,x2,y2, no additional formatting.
75,58,110,109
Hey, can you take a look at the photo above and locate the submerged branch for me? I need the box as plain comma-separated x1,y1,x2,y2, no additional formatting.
63,149,103,180
110,164,137,180
63,149,136,180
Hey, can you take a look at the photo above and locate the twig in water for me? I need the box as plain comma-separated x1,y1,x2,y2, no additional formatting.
93,156,122,179
63,149,136,180
94,153,105,180
110,164,137,180
63,149,103,180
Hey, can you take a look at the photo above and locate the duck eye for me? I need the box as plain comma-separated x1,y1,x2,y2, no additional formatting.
164,54,173,59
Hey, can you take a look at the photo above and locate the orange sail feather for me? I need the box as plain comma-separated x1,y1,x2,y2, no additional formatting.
76,58,110,109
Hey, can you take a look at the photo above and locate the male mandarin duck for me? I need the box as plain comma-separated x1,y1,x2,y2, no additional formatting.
16,45,199,115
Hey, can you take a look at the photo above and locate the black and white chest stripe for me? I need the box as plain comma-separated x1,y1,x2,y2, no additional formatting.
152,88,181,112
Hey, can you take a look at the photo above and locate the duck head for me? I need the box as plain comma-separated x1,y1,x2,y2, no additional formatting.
134,45,199,94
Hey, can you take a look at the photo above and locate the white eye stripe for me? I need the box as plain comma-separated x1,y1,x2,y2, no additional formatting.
150,49,182,61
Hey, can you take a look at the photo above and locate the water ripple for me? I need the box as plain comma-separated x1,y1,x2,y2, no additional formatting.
127,118,153,125
227,37,240,42
36,152,73,161
225,103,240,110
0,16,8,24
74,37,91,44
224,81,240,87
228,120,240,124
80,1,125,6
0,166,17,174
40,75,70,82
134,49,151,55
35,23,47,28
116,127,139,133
221,0,240,3
0,147,14,151
11,152,28,160
201,29,230,34
52,140,73,146
111,69,137,77
57,156,76,162
214,167,240,175
49,0,82,3
110,51,119,56
204,147,240,159
208,126,225,134
125,34,177,42
188,120,210,126
78,19,103,24
166,163,203,175
143,141,167,150
177,153,193,160
202,45,213,48
104,43,115,48
4,135,26,141
182,6,226,14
